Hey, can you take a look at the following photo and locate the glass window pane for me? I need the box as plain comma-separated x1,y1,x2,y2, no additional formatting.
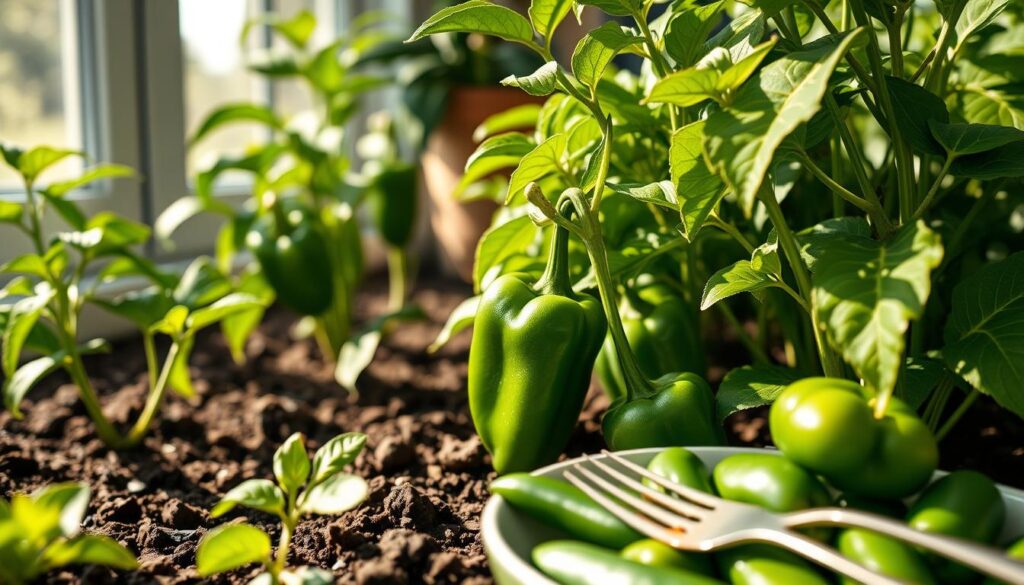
0,0,84,191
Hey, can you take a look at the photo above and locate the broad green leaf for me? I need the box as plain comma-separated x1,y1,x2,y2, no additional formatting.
196,523,271,577
609,181,677,210
43,534,138,570
32,482,90,538
186,293,265,331
0,201,24,223
704,31,863,215
465,133,535,171
58,213,150,256
955,87,1024,130
271,9,317,48
190,103,282,146
310,432,367,485
716,39,777,92
2,254,51,280
808,221,944,397
2,290,55,378
3,339,108,418
150,305,190,338
502,61,559,96
41,164,135,198
949,140,1024,179
93,288,175,328
407,1,535,45
670,121,725,239
0,143,24,169
887,76,950,156
645,67,719,107
473,214,537,292
428,295,480,354
274,433,311,496
211,479,286,518
40,192,86,229
571,22,642,89
705,7,766,62
665,0,724,68
717,365,802,421
701,233,781,310
576,0,641,17
530,0,573,39
929,120,1024,156
505,134,566,204
221,269,273,364
456,155,520,199
16,147,80,182
173,257,233,310
473,104,542,142
942,251,1024,418
899,357,947,411
954,0,1010,53
300,473,368,515
154,196,208,241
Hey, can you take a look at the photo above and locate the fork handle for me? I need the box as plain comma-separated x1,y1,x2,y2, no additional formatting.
784,508,1024,583
752,528,906,585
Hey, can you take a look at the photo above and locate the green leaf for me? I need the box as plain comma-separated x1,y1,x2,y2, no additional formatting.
502,61,559,96
717,365,802,422
154,196,207,242
505,134,566,204
168,335,195,399
701,233,782,310
473,214,537,292
186,293,265,332
571,22,642,89
2,290,56,378
32,482,90,538
196,523,271,577
310,432,367,485
716,39,777,92
953,85,1024,130
665,0,724,68
274,433,311,496
473,104,543,142
43,534,138,570
705,7,766,62
93,288,175,328
3,339,108,418
886,76,949,156
149,305,190,338
929,120,1024,156
954,0,1010,53
608,181,677,210
300,473,368,515
575,0,641,17
705,30,863,215
58,213,150,256
173,257,233,310
808,221,944,397
899,357,947,411
41,164,135,198
407,1,535,45
428,295,480,354
645,67,719,107
16,147,80,182
671,121,725,239
211,479,286,518
190,103,282,146
942,251,1024,418
465,133,535,171
2,253,51,280
221,270,273,364
530,0,573,39
271,9,317,48
0,201,24,223
40,192,86,229
950,140,1024,179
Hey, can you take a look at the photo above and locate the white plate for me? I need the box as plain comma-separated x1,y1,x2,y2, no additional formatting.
482,447,1024,585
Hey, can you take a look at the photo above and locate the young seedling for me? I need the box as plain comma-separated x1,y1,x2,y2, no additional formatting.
0,144,270,448
196,431,369,583
0,482,137,584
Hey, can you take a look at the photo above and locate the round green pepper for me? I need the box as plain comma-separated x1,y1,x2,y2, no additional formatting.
770,377,938,499
645,447,716,495
836,528,936,585
533,540,725,585
907,470,1006,584
489,474,641,549
621,539,715,576
716,545,830,585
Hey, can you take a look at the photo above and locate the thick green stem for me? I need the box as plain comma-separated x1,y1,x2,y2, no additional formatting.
65,353,127,447
22,179,46,255
924,0,968,93
887,11,905,78
386,246,408,312
936,390,979,441
912,156,954,221
125,339,183,445
534,212,574,297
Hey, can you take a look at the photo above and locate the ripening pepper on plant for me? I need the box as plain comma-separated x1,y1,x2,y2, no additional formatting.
595,282,705,402
468,204,606,474
246,197,334,316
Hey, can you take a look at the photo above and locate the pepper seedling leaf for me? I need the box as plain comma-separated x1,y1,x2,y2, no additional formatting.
210,479,286,518
42,535,138,570
274,433,311,496
300,473,369,515
196,523,271,577
309,432,367,486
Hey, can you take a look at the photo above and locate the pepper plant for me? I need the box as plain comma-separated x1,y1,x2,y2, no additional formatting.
0,482,137,584
157,10,423,388
196,432,368,584
418,0,1024,465
0,145,267,448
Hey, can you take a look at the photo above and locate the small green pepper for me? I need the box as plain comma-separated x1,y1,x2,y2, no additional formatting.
533,540,726,585
836,528,936,585
595,284,705,402
365,162,417,248
907,470,1006,584
621,539,715,577
716,545,829,585
770,377,938,499
489,474,641,549
645,447,716,495
469,217,606,474
713,453,831,513
602,372,724,450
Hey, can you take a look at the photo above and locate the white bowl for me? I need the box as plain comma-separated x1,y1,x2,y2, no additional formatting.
482,447,1024,585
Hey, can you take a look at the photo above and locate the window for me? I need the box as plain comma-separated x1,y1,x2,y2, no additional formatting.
0,0,84,190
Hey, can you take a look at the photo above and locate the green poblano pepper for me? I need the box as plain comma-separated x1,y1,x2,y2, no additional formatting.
468,217,606,474
365,162,418,249
602,372,725,450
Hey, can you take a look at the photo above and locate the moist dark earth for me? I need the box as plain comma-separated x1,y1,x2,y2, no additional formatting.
2,276,1022,584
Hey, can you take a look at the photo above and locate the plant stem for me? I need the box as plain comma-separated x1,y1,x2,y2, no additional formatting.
386,246,408,312
887,10,905,78
590,118,614,211
924,0,968,93
65,352,127,447
143,332,159,391
22,179,46,255
912,156,954,221
936,389,979,441
758,185,845,377
708,215,755,254
797,151,874,213
717,302,772,366
124,339,183,445
632,8,678,131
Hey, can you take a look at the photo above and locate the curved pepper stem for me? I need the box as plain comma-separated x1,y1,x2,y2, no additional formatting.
534,200,576,298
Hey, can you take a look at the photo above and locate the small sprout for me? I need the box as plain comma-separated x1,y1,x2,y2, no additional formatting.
197,431,368,582
0,482,137,585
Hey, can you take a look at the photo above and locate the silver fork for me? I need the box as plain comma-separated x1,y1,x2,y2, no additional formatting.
562,450,1024,585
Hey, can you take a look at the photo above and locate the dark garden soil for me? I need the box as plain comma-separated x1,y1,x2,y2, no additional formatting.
1,275,1022,584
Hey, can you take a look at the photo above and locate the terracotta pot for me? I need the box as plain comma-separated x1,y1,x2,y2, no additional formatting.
422,86,543,282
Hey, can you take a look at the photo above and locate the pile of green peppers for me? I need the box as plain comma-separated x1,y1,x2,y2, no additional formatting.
492,445,1020,585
